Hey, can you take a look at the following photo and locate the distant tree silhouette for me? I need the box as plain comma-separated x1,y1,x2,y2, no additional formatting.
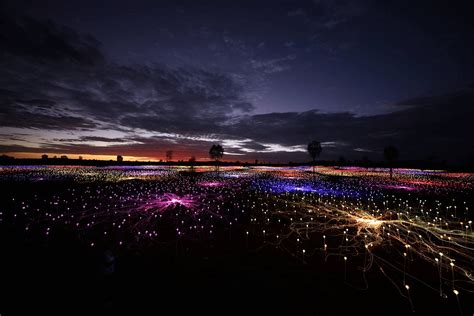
78,156,83,160
189,156,196,171
117,155,123,162
384,145,399,179
166,150,173,163
338,156,346,166
307,140,322,173
41,154,48,160
362,156,370,168
209,144,224,171
0,154,14,162
60,155,68,160
338,156,346,175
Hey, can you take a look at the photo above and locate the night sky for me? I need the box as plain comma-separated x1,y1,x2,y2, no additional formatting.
1,0,473,163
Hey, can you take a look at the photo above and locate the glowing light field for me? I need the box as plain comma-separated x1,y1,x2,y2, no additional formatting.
1,165,473,314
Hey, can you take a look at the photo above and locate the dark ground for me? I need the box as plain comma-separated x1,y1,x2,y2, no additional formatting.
1,226,471,315
0,177,472,315
1,231,467,315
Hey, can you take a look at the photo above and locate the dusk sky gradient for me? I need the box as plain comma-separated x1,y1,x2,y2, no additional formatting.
1,0,473,163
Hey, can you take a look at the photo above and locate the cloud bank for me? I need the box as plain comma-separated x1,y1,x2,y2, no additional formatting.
0,14,472,163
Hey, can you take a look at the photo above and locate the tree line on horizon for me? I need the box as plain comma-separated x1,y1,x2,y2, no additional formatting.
3,142,403,174
116,142,401,176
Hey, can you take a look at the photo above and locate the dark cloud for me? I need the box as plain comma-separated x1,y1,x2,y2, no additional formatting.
288,0,369,43
0,14,254,135
0,98,95,130
230,89,474,162
0,12,472,164
0,13,104,65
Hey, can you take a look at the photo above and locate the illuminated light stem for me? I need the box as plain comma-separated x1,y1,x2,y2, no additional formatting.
344,256,347,281
453,289,462,316
363,245,368,272
450,262,455,288
405,284,415,312
439,253,443,297
403,252,407,286
245,231,249,249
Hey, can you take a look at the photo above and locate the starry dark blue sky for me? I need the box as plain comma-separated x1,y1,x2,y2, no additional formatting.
1,0,473,163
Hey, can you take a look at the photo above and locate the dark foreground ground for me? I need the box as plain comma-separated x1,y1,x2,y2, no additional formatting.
2,229,469,315
2,221,472,315
0,167,473,315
